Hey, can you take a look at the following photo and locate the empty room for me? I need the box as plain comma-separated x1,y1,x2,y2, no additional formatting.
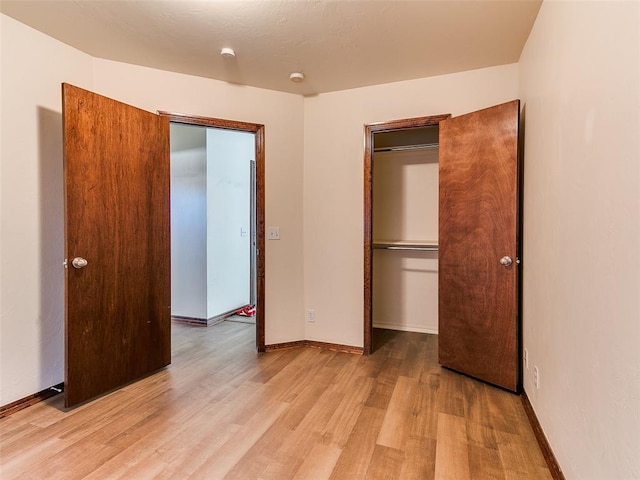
0,1,638,479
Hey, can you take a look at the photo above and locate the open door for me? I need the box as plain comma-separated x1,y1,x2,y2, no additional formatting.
63,84,171,407
438,100,521,392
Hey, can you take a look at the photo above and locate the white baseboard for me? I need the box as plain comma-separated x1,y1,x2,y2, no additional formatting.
373,322,438,335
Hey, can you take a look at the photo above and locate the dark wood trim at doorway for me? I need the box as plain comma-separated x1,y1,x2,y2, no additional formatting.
363,114,450,355
159,111,266,352
265,340,364,355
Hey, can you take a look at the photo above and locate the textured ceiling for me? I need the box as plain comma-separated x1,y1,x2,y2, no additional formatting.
1,0,542,95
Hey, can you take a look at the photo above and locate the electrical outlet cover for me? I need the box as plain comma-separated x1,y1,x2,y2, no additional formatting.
267,227,280,240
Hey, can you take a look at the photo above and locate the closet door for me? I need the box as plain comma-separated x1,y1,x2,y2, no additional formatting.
438,100,520,392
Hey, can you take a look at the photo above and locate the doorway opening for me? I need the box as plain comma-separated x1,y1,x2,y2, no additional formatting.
161,112,265,352
363,114,450,355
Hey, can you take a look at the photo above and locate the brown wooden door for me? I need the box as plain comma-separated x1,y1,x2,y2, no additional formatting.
438,100,520,392
63,84,171,407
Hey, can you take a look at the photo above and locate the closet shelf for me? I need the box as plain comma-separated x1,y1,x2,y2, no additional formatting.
373,143,439,153
373,240,438,252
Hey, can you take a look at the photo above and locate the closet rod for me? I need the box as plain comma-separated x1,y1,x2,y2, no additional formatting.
373,245,438,252
373,143,439,153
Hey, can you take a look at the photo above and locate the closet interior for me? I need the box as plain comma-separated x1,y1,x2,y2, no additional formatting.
372,125,440,334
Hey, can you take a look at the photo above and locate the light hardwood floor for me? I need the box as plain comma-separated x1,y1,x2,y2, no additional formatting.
0,322,552,479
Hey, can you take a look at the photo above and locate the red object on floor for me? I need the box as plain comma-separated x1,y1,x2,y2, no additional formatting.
236,305,256,317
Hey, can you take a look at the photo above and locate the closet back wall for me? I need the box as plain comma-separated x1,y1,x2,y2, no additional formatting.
372,139,439,333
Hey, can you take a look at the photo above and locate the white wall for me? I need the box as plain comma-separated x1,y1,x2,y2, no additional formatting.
519,1,640,478
170,124,207,319
206,128,253,318
303,64,519,347
0,13,305,405
0,15,94,406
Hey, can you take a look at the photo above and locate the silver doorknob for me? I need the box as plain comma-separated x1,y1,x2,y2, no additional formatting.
500,256,513,267
71,257,88,269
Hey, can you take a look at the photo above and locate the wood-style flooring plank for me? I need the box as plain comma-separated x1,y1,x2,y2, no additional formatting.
467,443,506,480
187,399,289,479
408,380,439,440
223,423,290,480
434,412,471,480
12,440,117,480
398,436,437,480
496,430,551,479
437,368,466,417
292,443,342,480
320,375,374,448
364,444,405,479
376,375,419,450
328,406,387,480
